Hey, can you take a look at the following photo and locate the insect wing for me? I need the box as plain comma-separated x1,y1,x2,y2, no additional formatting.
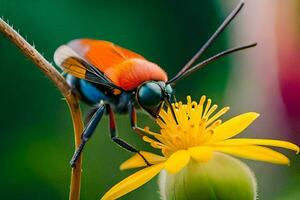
54,45,119,89
67,39,145,73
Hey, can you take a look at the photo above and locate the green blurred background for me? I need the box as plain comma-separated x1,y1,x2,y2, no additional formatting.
0,0,299,199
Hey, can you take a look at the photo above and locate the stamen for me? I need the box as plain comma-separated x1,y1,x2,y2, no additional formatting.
206,106,230,125
187,96,192,114
206,119,222,130
199,95,206,106
156,117,166,128
191,101,197,109
159,109,169,123
187,96,192,104
142,136,166,149
189,101,200,122
143,126,164,139
203,98,212,117
194,96,204,118
142,136,155,143
151,143,165,149
165,97,179,125
205,104,218,119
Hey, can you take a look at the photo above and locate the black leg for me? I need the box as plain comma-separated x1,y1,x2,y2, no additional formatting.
70,102,106,167
106,104,151,166
128,101,149,137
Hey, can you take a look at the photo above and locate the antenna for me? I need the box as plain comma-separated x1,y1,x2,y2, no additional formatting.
168,1,245,84
173,43,257,83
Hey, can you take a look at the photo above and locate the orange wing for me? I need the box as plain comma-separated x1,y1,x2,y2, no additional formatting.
67,39,145,73
56,39,168,91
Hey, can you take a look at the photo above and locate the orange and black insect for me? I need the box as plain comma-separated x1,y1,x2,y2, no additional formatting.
54,1,256,167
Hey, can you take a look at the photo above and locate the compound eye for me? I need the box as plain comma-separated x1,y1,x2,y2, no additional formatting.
137,82,163,108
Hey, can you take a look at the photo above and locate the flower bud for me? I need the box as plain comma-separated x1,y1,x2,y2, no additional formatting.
159,153,257,200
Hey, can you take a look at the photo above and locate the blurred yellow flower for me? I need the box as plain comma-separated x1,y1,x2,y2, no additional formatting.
101,96,299,200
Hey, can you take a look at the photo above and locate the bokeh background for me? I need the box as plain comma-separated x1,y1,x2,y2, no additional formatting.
0,0,299,199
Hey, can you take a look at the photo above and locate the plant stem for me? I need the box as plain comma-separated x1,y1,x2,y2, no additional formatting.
0,18,83,200
68,100,84,200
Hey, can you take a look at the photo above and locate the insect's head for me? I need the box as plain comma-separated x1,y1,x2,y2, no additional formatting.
136,81,176,120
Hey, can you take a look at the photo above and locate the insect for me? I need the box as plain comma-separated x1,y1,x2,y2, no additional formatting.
54,1,256,167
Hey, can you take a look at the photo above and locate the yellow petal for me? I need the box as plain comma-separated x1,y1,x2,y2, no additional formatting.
215,139,299,153
101,163,165,200
120,151,166,170
188,146,213,162
213,145,290,165
209,112,260,143
165,150,190,174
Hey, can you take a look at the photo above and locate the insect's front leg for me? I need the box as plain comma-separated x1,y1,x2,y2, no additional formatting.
70,102,106,167
106,104,151,166
128,101,149,137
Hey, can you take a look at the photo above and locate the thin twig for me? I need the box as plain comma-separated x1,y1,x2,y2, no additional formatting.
0,18,83,200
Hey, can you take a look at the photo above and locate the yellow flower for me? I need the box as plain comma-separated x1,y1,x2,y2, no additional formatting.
102,96,299,200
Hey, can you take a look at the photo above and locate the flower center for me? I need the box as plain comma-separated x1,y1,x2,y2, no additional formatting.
143,96,230,157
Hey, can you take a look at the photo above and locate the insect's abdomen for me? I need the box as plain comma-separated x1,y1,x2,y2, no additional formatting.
106,58,168,91
66,74,108,105
66,75,130,114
